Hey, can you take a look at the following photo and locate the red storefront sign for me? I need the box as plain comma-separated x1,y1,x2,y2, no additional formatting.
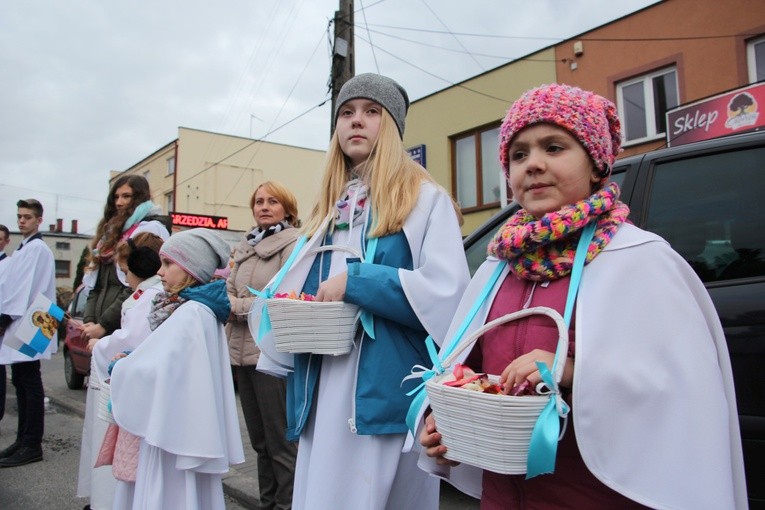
171,212,229,230
666,82,764,147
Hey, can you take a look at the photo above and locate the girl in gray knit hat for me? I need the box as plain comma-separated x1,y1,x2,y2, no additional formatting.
251,73,470,509
107,228,244,509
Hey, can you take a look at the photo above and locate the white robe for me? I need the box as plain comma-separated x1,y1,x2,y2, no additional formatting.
255,181,469,510
76,275,163,508
110,301,244,510
0,236,57,362
416,223,748,510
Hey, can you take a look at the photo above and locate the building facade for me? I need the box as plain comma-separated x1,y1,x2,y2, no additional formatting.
112,127,327,234
403,48,557,234
404,0,765,235
553,0,765,157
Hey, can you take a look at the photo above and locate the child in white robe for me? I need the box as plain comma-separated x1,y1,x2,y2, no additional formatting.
109,228,244,510
254,74,470,510
77,224,168,510
86,233,164,509
418,84,747,509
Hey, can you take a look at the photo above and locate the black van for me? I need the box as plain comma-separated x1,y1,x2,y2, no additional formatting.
463,129,765,507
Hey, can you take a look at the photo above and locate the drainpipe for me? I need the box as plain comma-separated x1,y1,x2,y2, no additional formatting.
173,139,179,216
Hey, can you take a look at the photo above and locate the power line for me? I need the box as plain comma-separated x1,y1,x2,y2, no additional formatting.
355,33,514,104
214,28,329,213
364,26,557,62
359,0,380,74
420,0,483,71
0,183,104,204
363,23,758,43
170,97,330,193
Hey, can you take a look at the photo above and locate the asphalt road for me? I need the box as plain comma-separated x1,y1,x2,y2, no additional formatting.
0,393,249,510
1,351,480,509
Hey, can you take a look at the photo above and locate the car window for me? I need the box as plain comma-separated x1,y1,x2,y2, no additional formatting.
644,146,765,282
72,286,91,316
463,172,626,276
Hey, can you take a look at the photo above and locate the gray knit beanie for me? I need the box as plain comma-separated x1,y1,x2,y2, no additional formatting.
334,73,410,138
160,228,230,283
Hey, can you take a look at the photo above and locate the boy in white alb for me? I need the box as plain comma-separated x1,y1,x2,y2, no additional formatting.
0,199,57,467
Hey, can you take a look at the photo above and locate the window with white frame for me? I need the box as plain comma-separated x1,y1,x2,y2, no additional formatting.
167,156,176,176
452,124,505,210
143,170,151,181
165,192,174,213
747,35,765,83
617,68,679,144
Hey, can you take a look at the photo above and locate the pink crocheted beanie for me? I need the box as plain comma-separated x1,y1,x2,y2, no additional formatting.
498,83,622,178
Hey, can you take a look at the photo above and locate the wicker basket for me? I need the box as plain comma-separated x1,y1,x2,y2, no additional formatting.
97,379,116,425
267,298,360,355
425,306,568,475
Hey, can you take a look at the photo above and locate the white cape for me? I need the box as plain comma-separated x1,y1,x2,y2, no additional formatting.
0,237,57,362
110,301,244,509
92,275,163,382
255,181,470,377
416,224,747,510
77,275,163,507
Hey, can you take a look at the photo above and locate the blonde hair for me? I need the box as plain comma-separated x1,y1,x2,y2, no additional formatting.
304,110,461,238
249,181,301,227
165,273,198,296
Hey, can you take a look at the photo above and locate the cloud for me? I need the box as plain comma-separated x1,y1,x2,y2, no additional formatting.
0,0,658,235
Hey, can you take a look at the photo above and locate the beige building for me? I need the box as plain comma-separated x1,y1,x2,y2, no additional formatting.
113,127,327,235
403,48,557,235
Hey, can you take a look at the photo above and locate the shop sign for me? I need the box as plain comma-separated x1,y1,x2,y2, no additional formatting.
171,212,229,230
407,144,427,168
667,82,764,146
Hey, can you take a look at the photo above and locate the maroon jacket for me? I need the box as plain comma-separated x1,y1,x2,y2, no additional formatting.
466,274,648,510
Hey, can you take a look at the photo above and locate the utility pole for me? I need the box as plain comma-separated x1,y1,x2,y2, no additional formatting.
330,0,354,135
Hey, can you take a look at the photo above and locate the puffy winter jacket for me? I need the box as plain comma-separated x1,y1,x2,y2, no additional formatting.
226,228,299,366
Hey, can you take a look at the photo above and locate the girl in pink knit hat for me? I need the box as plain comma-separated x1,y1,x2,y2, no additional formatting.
417,83,746,509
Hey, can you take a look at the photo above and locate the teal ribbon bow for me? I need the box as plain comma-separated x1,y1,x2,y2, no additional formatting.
524,221,595,478
248,235,307,345
404,261,507,433
359,236,378,340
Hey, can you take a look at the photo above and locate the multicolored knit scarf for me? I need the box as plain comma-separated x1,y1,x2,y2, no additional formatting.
487,182,630,281
148,292,188,331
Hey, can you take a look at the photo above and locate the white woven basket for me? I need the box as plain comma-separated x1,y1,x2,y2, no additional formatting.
97,379,116,425
425,306,568,475
267,299,360,355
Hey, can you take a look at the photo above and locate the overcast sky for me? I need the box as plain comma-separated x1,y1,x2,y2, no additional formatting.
0,0,659,236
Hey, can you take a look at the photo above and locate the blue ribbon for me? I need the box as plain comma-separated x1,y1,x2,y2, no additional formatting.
359,236,378,340
404,336,443,432
248,235,308,345
404,261,507,434
524,221,595,477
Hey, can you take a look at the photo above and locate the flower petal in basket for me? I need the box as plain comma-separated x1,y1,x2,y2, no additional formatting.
426,373,550,475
